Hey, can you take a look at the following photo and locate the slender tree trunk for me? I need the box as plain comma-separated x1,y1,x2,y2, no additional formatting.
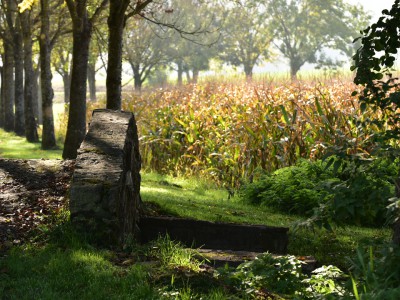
37,69,43,124
0,66,4,128
177,61,183,86
13,16,25,136
62,73,71,103
106,0,129,110
3,41,15,132
21,11,39,142
185,70,191,84
62,6,92,159
290,58,301,81
33,66,41,123
40,0,56,149
244,63,253,81
87,62,97,101
192,69,199,84
133,66,142,91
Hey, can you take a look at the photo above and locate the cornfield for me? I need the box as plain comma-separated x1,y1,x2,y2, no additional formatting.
120,79,386,188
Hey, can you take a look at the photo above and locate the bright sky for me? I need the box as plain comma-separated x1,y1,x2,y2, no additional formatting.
348,0,395,21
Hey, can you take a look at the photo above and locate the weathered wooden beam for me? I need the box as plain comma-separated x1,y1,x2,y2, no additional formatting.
140,216,289,254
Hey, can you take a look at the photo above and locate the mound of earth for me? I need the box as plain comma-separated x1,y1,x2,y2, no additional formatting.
0,159,75,255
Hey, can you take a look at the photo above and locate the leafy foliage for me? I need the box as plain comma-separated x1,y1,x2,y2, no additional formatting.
239,159,334,215
240,158,396,226
351,1,400,152
303,265,348,298
216,252,348,299
349,244,400,299
351,0,400,243
219,253,306,295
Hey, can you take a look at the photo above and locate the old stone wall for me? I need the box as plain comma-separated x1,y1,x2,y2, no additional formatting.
69,109,141,245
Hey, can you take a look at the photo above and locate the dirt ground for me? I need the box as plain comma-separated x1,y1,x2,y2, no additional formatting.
0,159,75,255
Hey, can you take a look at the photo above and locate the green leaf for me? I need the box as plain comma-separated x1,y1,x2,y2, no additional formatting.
324,157,335,171
351,276,361,300
333,160,342,174
315,98,324,116
375,73,384,80
280,105,290,125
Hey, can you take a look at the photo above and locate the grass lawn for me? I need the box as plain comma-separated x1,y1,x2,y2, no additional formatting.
0,129,62,159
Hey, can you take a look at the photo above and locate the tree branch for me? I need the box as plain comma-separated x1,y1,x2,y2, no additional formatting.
90,0,109,24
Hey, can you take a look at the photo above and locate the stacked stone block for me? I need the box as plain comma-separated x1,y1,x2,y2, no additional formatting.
69,109,141,245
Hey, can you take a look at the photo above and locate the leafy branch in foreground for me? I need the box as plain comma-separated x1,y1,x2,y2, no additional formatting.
351,0,400,244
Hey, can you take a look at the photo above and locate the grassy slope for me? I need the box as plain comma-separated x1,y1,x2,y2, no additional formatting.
141,172,391,268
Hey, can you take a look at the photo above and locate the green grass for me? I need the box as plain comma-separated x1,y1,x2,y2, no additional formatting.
141,172,298,227
0,219,227,299
1,247,156,299
0,129,62,159
141,172,391,268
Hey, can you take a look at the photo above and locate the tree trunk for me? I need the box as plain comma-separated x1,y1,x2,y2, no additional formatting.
244,64,253,81
33,66,42,123
106,0,129,110
40,0,56,149
20,11,39,143
177,61,183,86
185,70,191,84
87,62,97,101
290,58,301,81
63,73,71,103
3,41,15,132
0,66,4,128
192,69,199,84
63,3,92,159
133,66,142,91
13,16,25,136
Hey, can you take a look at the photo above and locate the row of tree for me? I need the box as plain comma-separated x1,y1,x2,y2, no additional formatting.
0,0,370,159
125,0,371,88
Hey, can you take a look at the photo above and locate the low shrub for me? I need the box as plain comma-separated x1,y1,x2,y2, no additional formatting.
240,159,334,215
240,158,396,226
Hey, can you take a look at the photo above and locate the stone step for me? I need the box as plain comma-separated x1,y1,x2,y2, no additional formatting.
139,216,289,254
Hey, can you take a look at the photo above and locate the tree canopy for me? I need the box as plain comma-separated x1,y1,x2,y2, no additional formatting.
218,1,273,79
269,0,370,80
